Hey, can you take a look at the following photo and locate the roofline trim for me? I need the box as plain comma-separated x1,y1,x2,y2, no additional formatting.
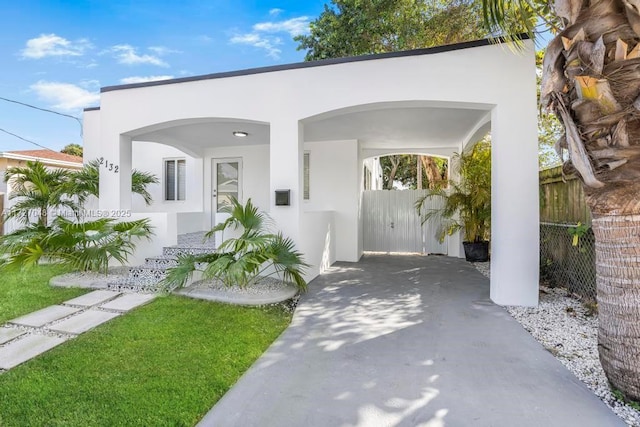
0,152,83,167
101,35,530,93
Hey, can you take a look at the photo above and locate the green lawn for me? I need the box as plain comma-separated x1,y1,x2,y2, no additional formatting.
0,295,292,426
0,266,291,427
0,264,88,324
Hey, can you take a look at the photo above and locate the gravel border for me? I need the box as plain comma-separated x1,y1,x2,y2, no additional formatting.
175,276,299,306
49,267,129,289
474,262,640,427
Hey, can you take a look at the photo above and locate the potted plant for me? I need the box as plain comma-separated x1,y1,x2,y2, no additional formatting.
415,139,491,262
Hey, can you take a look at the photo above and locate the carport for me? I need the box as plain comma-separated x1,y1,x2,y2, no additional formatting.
84,36,539,306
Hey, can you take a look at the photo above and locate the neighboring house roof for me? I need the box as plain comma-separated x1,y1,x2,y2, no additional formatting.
1,149,83,168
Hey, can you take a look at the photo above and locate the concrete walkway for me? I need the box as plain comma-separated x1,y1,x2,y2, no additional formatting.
0,290,155,371
199,255,623,427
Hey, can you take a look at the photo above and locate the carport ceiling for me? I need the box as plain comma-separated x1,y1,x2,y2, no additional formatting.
134,121,269,149
303,107,489,147
131,107,488,152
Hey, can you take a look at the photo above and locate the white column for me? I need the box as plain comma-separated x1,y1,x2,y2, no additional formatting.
447,147,463,258
98,134,132,211
269,120,302,244
490,104,539,307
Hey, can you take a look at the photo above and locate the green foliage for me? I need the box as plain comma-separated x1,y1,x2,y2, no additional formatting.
379,155,447,189
4,161,79,226
0,295,291,426
72,159,159,206
1,160,157,275
164,197,308,291
481,0,560,43
611,388,640,411
567,222,589,252
295,0,488,61
536,50,562,169
0,217,153,273
60,143,83,157
416,139,491,243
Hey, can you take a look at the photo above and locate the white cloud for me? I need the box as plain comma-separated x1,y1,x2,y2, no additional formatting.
110,45,168,67
148,46,180,56
230,34,282,59
119,75,174,84
21,34,91,59
229,15,310,59
253,17,310,36
269,8,283,16
30,80,100,111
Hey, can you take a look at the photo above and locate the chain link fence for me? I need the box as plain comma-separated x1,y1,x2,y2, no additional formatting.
540,222,597,303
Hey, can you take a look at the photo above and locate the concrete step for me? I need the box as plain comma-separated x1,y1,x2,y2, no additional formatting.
9,305,82,328
108,277,166,293
144,255,179,269
48,310,121,335
104,236,216,292
100,293,156,312
0,334,68,370
0,327,26,345
177,231,216,247
162,246,217,257
127,266,168,282
63,290,121,307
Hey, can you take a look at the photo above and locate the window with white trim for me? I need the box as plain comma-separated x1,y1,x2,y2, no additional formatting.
303,152,310,200
165,159,186,201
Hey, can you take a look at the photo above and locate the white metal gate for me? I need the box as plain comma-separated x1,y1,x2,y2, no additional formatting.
363,189,447,254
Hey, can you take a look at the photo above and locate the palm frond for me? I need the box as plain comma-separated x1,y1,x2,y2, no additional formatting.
169,198,307,291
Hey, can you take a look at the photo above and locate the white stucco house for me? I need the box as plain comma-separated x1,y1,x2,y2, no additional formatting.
83,37,539,306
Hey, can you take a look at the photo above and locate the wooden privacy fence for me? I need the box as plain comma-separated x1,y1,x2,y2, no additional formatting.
539,167,596,302
539,166,591,225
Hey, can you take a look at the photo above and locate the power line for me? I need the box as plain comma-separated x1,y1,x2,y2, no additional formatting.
0,96,83,136
0,127,58,152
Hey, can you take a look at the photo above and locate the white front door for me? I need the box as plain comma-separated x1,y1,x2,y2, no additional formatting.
212,158,242,242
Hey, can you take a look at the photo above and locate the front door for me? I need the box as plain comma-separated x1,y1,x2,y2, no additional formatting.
212,158,242,241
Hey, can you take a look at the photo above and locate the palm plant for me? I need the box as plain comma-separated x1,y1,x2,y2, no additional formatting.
415,140,491,253
71,159,159,206
3,161,79,226
163,197,308,291
483,0,640,400
0,216,153,274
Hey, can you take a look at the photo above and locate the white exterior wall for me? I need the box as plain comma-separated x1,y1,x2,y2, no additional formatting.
303,140,360,262
300,211,336,280
83,110,101,164
85,40,538,306
131,142,204,214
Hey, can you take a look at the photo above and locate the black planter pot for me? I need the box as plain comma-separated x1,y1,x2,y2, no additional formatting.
463,241,490,262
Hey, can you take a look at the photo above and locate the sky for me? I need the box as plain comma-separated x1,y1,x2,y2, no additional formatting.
0,0,327,152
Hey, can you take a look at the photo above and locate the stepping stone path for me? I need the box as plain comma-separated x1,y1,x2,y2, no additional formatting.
0,290,156,372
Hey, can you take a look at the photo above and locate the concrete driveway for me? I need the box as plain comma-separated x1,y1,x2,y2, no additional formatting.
198,255,623,426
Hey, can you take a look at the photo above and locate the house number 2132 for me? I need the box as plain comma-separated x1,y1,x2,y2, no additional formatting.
98,157,119,173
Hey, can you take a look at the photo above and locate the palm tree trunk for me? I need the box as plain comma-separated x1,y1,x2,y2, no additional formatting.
592,214,640,399
421,156,442,189
386,155,400,190
481,0,640,403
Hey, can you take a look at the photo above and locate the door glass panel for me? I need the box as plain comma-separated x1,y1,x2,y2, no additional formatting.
217,161,239,212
